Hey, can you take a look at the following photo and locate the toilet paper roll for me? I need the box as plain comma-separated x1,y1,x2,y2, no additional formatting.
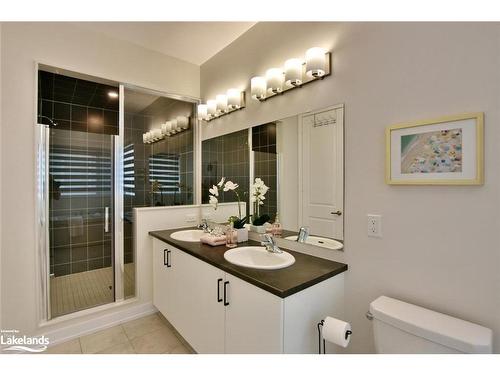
322,316,352,348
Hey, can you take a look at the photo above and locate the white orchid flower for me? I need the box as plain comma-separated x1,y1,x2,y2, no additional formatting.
217,177,225,188
209,185,219,197
209,195,218,209
223,180,239,192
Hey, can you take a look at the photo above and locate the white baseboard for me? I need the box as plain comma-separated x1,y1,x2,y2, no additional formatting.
42,302,157,347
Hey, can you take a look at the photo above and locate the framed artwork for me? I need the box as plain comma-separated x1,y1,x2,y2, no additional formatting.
386,113,484,185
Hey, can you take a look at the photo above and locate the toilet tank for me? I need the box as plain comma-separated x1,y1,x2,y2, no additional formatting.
369,296,492,354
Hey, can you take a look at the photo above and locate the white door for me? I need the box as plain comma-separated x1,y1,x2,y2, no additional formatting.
299,106,344,240
169,249,226,354
224,273,283,353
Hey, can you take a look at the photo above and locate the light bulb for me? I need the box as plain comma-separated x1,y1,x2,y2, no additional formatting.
198,104,208,120
266,68,284,94
216,94,228,114
251,76,266,100
305,47,327,78
285,58,303,86
227,89,241,109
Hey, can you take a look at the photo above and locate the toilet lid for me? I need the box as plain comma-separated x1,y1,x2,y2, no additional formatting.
369,296,492,354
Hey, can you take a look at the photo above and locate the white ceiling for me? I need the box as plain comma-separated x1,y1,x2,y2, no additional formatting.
74,22,256,65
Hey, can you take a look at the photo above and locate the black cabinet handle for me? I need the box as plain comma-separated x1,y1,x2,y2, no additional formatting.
164,250,171,268
217,278,223,302
223,281,229,306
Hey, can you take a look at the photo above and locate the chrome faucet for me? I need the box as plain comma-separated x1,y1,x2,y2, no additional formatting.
261,234,282,254
197,218,210,233
296,226,310,243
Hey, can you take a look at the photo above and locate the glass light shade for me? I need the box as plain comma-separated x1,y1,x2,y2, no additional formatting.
227,89,241,109
305,47,327,78
207,100,217,117
161,122,168,135
142,133,148,143
285,58,303,86
216,94,228,114
170,119,178,133
251,76,266,100
177,116,189,130
198,104,208,120
266,68,284,94
145,131,152,143
153,128,162,140
164,121,172,135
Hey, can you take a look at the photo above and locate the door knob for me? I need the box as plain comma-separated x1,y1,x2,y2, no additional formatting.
331,210,342,216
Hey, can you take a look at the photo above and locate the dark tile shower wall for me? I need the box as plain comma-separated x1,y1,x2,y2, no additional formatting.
252,123,278,220
202,129,250,212
38,70,119,135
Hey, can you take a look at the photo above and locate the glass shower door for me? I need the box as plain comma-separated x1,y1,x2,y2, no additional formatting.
47,127,115,318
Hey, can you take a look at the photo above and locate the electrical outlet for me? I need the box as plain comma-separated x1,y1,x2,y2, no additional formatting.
367,214,382,238
186,214,197,223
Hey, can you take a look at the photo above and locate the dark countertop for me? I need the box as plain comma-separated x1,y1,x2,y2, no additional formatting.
149,228,348,298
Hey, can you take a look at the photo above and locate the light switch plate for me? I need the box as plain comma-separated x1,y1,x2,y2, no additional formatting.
367,214,382,238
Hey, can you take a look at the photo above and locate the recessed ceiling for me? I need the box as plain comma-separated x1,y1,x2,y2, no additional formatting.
74,22,257,65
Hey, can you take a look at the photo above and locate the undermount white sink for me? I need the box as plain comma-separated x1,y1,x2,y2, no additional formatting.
170,229,204,242
284,235,344,250
224,246,295,270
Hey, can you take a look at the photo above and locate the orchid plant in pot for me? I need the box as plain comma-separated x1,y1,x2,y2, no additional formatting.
249,178,271,233
208,177,248,242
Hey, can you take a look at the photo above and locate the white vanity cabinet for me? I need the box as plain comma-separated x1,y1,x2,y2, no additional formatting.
152,237,345,354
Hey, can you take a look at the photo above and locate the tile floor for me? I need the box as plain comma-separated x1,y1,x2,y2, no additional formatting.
50,264,136,318
45,313,195,354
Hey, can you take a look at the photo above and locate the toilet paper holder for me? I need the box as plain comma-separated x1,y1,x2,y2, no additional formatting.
317,319,352,354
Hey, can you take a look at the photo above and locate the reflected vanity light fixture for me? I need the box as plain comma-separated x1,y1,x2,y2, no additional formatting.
251,47,331,102
199,89,246,122
143,116,190,144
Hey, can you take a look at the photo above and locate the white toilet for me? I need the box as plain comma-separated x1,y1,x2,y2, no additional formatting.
369,296,492,353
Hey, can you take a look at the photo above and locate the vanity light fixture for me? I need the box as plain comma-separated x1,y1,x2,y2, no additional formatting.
251,47,331,102
199,89,246,122
142,116,191,144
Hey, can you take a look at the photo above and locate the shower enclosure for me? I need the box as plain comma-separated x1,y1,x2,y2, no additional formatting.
36,65,196,320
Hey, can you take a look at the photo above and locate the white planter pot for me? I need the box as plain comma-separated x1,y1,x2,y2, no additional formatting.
236,228,248,243
249,224,267,234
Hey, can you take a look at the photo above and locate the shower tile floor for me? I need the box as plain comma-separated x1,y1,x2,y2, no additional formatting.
45,313,194,354
50,263,136,318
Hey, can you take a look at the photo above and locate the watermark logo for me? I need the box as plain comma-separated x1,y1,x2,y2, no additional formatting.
1,329,49,353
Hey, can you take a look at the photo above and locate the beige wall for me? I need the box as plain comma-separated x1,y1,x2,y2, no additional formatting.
0,22,199,336
201,22,500,353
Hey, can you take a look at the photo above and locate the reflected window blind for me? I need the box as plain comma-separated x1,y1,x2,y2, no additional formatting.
124,144,135,197
49,145,112,197
149,153,180,193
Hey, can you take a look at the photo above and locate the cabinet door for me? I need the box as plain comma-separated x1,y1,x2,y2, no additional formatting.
169,250,226,354
224,274,284,353
152,238,171,317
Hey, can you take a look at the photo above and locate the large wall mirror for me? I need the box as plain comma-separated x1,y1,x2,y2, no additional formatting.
201,104,344,251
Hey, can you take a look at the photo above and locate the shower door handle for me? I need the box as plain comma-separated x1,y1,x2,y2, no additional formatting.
104,207,109,233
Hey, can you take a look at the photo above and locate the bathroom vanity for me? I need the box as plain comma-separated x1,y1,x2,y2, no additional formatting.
149,228,347,354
